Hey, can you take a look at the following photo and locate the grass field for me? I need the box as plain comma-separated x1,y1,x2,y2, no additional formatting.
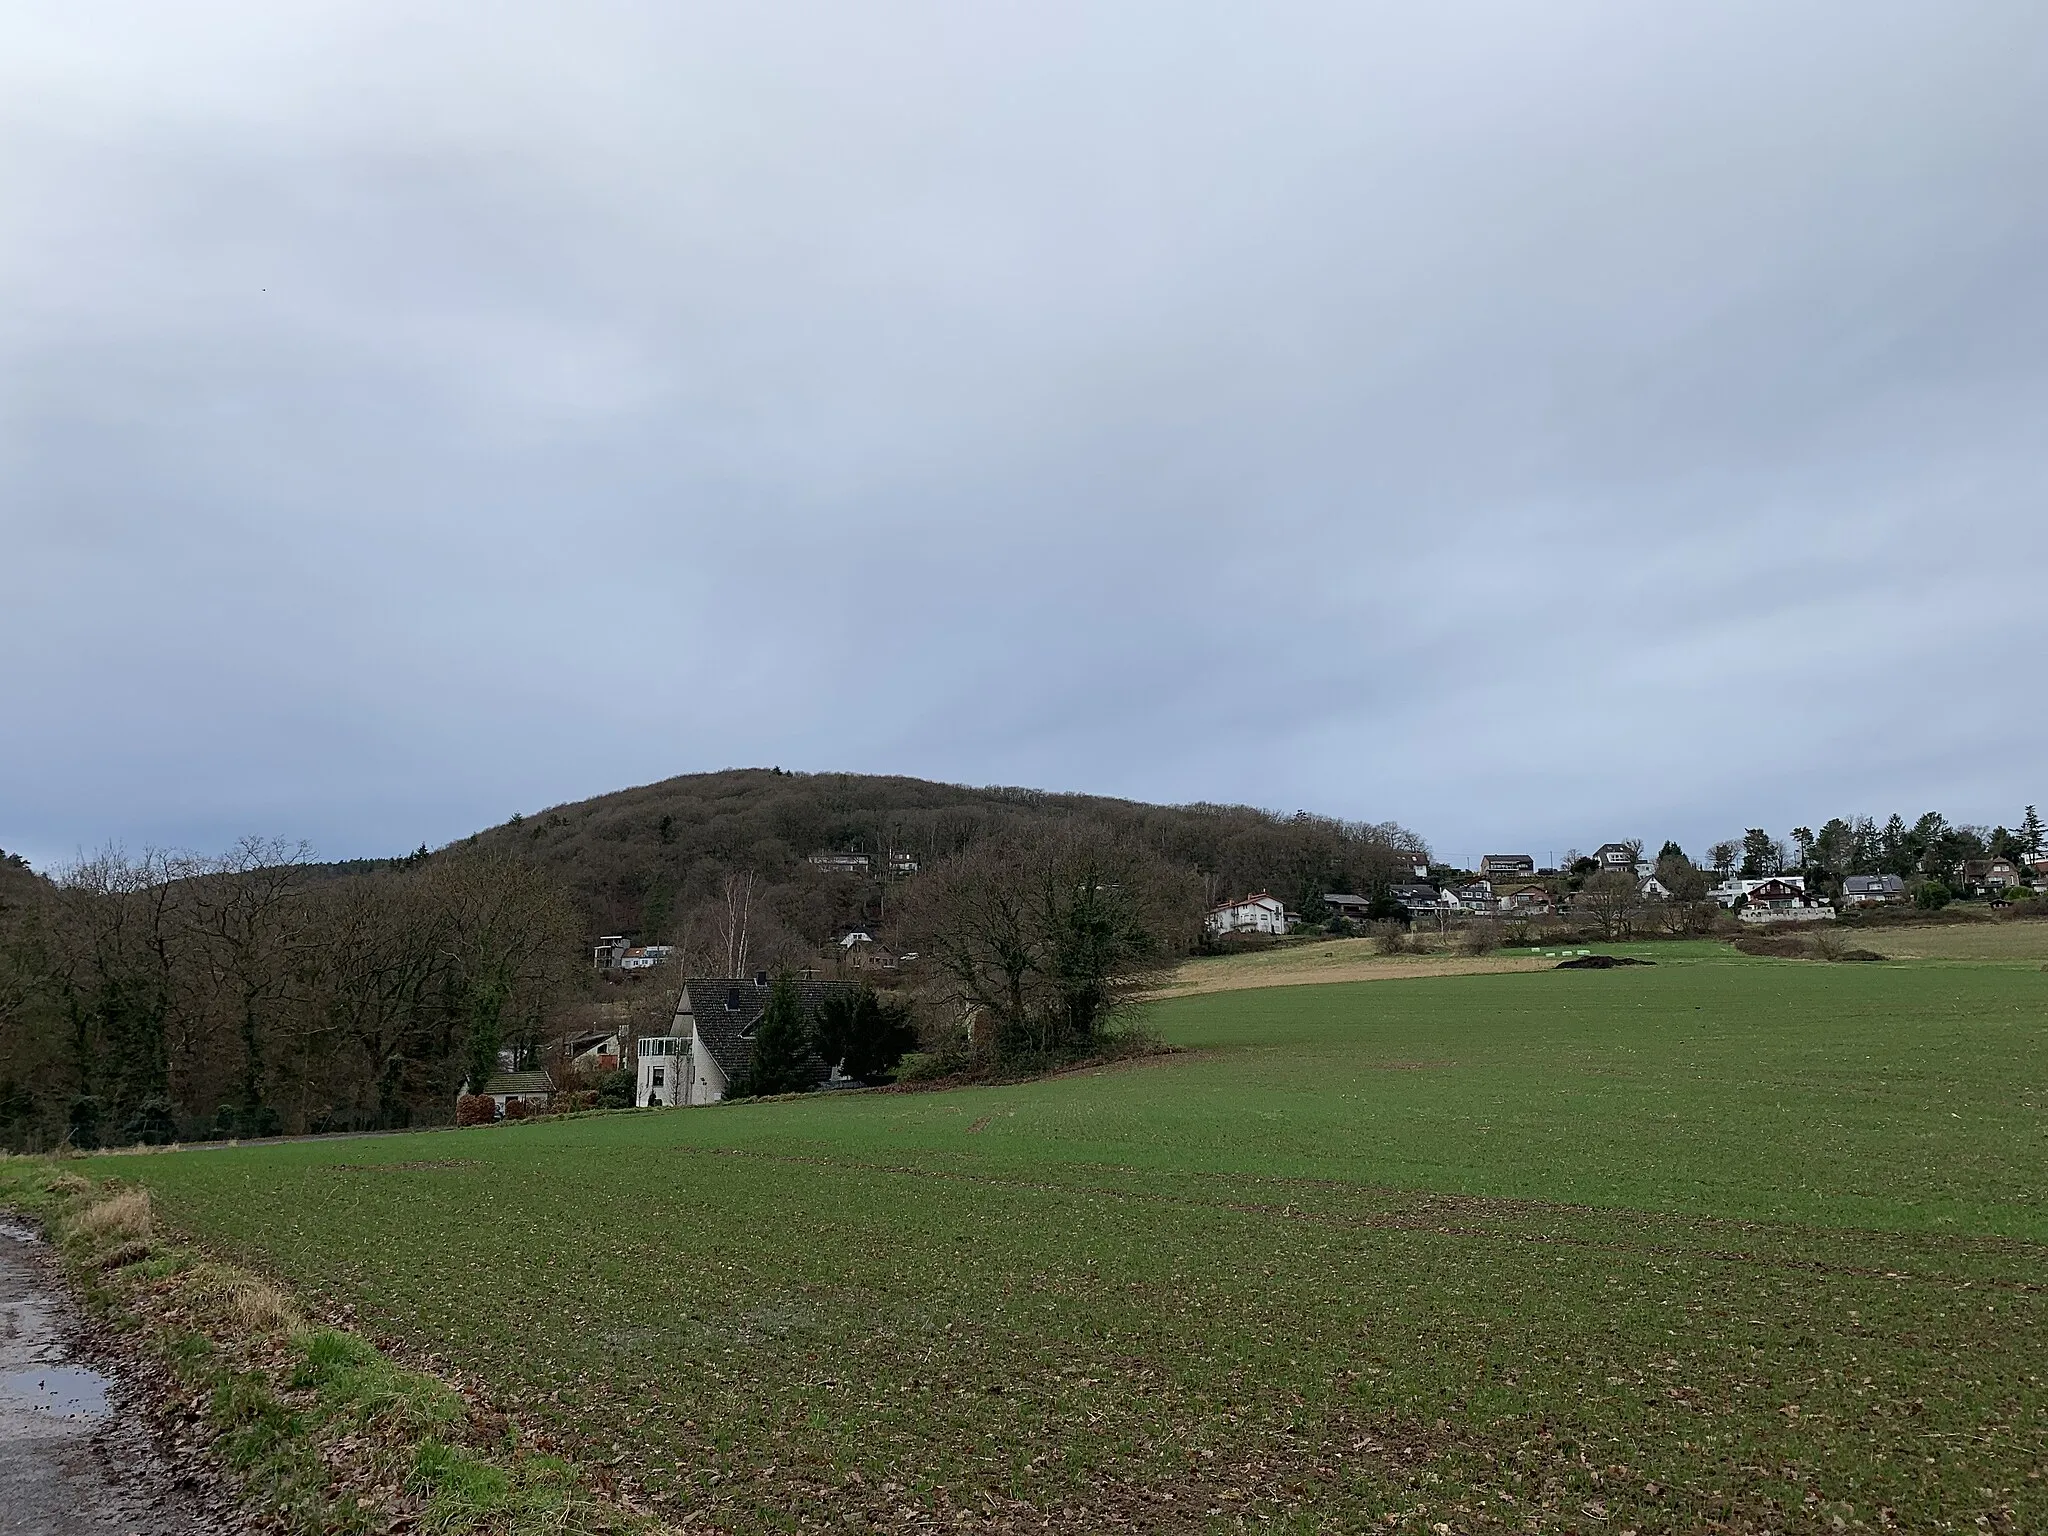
1841,917,2048,963
73,944,2048,1532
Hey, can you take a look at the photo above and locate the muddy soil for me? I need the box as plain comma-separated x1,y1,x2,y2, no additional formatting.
0,1217,247,1536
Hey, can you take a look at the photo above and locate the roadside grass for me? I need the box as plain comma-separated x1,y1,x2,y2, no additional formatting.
0,1162,655,1535
37,948,2048,1532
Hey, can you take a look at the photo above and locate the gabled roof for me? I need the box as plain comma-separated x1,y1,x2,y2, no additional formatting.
680,977,855,1083
476,1070,554,1097
1208,892,1281,913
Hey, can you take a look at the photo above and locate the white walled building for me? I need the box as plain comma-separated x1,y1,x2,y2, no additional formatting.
1205,893,1288,937
635,1031,686,1107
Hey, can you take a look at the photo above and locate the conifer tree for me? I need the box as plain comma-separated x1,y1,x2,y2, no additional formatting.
741,974,813,1096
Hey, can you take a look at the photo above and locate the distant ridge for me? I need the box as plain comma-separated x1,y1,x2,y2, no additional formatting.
453,767,1424,956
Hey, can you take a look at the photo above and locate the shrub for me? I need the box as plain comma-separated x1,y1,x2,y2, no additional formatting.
594,1069,635,1109
1458,920,1501,956
503,1098,533,1121
1371,922,1411,956
1915,881,1952,911
455,1094,497,1127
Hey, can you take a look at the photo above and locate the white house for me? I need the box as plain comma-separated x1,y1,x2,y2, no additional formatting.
634,1031,686,1107
667,975,857,1105
1736,877,1835,924
466,1070,555,1116
1711,874,1807,908
1205,893,1288,937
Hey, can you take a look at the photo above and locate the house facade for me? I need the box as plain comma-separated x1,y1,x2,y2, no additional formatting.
1592,843,1638,872
467,1070,555,1116
1206,893,1288,936
1443,883,1497,915
1322,893,1375,922
1497,884,1554,914
666,975,856,1105
1960,857,2023,893
1736,877,1836,924
1479,854,1535,880
634,1032,686,1107
1390,884,1444,918
1840,874,1906,906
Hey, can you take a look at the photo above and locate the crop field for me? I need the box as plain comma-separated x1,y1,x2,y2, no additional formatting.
79,944,2048,1533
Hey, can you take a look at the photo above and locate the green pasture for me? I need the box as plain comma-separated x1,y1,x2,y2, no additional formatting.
74,944,2048,1531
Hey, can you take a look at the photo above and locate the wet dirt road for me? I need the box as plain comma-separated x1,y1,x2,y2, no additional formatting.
0,1218,245,1536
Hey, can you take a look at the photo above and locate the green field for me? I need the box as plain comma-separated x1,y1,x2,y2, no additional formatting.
81,944,2048,1532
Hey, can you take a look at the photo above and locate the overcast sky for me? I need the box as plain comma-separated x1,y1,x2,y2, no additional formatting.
5,3,2046,871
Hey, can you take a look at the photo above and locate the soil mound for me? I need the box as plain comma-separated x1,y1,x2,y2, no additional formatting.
1554,954,1654,970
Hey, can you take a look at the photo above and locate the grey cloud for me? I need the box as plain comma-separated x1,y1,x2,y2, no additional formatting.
4,2,2047,870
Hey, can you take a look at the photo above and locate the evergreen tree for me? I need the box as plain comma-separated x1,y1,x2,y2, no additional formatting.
2022,806,2044,859
814,985,920,1083
740,974,814,1096
1739,828,1779,878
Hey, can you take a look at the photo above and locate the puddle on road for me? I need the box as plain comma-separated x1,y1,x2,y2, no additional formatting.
0,1364,111,1418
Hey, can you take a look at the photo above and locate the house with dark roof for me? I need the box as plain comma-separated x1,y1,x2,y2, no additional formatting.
466,1070,555,1116
1841,874,1906,906
670,975,858,1104
1960,857,2023,894
1478,854,1535,880
1390,883,1443,917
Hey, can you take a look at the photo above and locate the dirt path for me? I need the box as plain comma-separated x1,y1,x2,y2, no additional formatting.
0,1217,246,1536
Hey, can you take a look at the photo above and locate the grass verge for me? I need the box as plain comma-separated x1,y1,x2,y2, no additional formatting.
0,1156,663,1536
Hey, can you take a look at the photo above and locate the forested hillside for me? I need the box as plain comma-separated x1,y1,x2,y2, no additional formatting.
0,773,1426,1150
458,768,1428,965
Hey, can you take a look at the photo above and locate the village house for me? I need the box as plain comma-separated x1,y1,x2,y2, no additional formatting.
1442,883,1497,915
645,974,857,1106
1478,854,1536,880
1390,883,1444,918
1497,884,1555,914
808,851,872,874
1840,874,1906,906
1592,843,1638,872
1710,874,1805,908
1321,893,1375,922
1206,893,1288,936
465,1069,555,1116
1638,874,1673,901
591,936,675,973
1960,857,2023,894
562,1026,622,1070
1736,877,1835,924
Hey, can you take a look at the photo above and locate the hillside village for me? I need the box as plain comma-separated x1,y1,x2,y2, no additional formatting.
1207,825,2046,939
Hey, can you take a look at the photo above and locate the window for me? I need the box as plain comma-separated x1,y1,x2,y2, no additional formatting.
652,1069,665,1087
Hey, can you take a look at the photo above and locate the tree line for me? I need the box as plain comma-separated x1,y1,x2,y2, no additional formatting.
0,840,576,1151
1702,808,2043,889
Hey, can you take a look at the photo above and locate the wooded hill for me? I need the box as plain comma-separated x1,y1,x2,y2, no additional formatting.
455,768,1429,965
